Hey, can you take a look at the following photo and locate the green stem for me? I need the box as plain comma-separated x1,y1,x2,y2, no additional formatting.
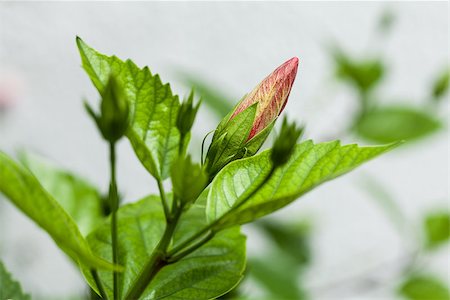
157,179,171,221
109,142,119,300
91,269,109,300
167,231,215,263
125,206,183,300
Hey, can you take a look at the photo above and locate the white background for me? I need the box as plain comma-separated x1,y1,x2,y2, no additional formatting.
0,2,448,299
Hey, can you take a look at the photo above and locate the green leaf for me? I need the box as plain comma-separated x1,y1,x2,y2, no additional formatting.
0,261,30,300
249,252,305,300
431,69,449,101
207,140,397,228
77,37,180,180
257,219,311,266
0,152,117,271
424,211,450,249
20,152,104,236
399,275,450,300
355,106,441,143
82,196,246,299
171,155,208,205
334,52,385,94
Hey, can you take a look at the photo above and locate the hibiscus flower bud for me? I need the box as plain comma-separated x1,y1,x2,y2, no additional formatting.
205,57,299,179
232,57,299,139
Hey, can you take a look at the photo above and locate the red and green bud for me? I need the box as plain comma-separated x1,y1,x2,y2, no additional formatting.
231,57,299,140
205,57,299,178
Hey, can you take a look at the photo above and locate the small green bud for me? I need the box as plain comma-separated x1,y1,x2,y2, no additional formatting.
271,117,304,167
85,75,129,143
171,155,208,206
177,90,201,137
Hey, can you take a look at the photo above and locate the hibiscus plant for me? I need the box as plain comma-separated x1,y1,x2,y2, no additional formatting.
0,38,398,300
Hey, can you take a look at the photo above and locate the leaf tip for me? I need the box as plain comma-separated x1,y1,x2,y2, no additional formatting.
75,36,84,48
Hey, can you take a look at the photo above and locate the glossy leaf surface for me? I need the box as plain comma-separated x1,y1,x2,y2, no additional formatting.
83,196,246,299
0,152,116,270
207,140,397,228
77,38,180,180
20,152,104,236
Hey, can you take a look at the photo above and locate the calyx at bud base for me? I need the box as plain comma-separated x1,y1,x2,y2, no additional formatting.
205,57,299,179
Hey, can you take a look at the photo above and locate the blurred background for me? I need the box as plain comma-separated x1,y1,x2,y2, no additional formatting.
0,2,448,300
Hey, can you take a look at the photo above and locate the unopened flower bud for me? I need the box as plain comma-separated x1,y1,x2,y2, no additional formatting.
177,91,201,155
85,75,129,143
205,57,299,178
271,117,304,167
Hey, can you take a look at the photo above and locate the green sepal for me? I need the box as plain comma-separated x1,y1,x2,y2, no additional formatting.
212,94,247,137
243,118,275,157
84,75,130,143
177,90,201,137
205,103,257,178
270,117,304,167
177,91,201,156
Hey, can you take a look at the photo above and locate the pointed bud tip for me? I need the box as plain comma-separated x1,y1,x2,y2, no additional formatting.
282,57,299,73
288,57,299,64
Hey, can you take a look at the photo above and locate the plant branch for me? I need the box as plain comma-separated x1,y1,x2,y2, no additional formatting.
125,203,183,300
109,142,119,300
167,231,215,263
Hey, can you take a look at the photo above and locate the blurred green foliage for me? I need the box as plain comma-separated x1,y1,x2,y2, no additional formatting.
331,11,448,145
248,219,311,299
258,220,311,265
332,49,447,144
424,211,450,250
354,107,441,143
249,252,306,300
399,275,450,300
431,69,450,101
334,51,385,97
